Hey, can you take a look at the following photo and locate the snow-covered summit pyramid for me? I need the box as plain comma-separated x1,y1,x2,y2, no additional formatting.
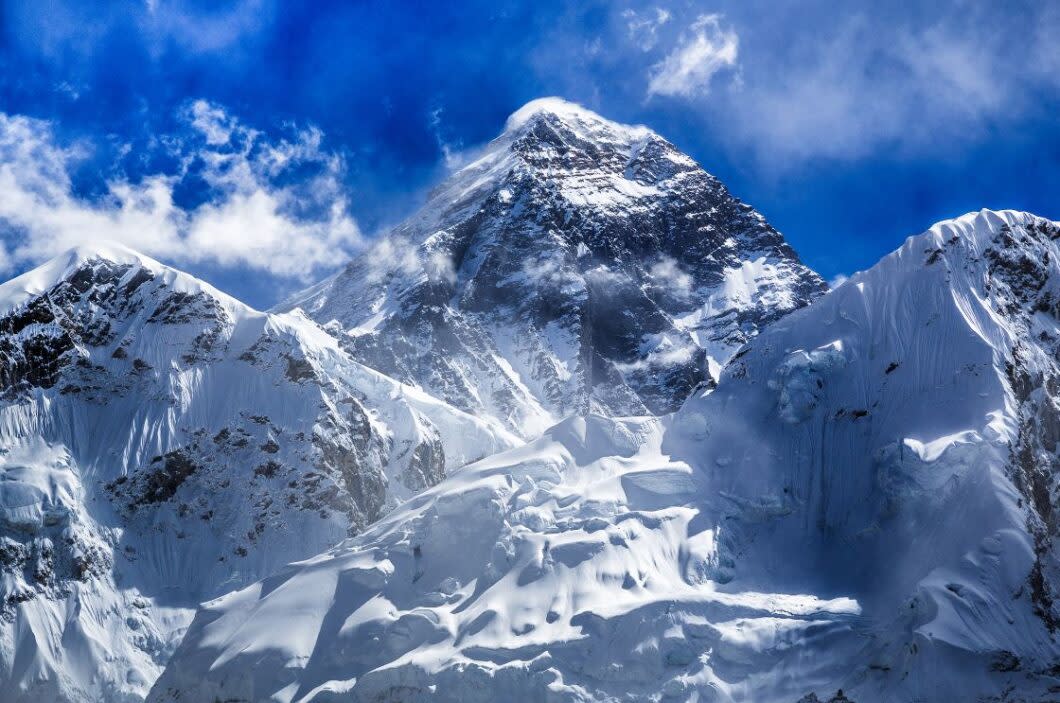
0,244,516,702
279,98,826,438
156,210,1060,703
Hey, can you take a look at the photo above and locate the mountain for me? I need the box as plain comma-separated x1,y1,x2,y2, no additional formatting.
0,244,517,702
155,210,1060,703
278,98,825,439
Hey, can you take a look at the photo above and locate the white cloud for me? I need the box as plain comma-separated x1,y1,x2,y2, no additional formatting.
563,2,1059,168
187,99,235,145
428,107,468,171
623,7,671,51
712,5,1060,165
647,14,738,98
585,264,626,287
140,0,274,56
425,249,457,284
0,103,362,279
523,254,578,288
364,235,421,283
648,255,693,298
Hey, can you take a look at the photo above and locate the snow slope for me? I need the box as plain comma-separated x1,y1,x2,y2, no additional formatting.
154,210,1060,702
278,98,825,439
0,244,517,702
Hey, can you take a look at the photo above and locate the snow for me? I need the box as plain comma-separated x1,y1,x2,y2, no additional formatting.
276,98,824,439
8,100,1050,703
0,245,518,702
0,241,245,319
153,414,871,702
503,97,653,142
153,209,1060,703
767,341,847,423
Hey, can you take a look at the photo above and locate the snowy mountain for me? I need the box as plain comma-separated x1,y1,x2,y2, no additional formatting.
278,98,825,439
0,244,517,702
155,210,1060,703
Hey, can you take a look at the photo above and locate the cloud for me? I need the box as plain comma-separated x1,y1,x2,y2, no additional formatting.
346,230,461,288
0,102,361,279
648,255,692,298
585,264,623,285
427,107,468,171
710,4,1060,165
425,249,457,284
623,7,671,51
364,235,422,283
139,0,275,56
187,100,235,145
647,14,738,98
522,254,578,288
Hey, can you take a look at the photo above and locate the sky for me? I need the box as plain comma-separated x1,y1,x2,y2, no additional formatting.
0,0,1057,307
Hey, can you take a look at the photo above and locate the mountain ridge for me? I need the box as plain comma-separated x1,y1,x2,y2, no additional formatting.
279,98,826,439
0,244,517,702
153,208,1060,703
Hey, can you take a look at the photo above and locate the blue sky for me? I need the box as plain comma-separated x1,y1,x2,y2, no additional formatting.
0,0,1057,307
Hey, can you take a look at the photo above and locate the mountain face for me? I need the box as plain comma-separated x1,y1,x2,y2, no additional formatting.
279,98,825,438
155,210,1060,703
0,245,516,703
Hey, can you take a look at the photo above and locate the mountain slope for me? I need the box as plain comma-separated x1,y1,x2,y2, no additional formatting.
0,244,517,702
279,98,825,438
155,210,1060,702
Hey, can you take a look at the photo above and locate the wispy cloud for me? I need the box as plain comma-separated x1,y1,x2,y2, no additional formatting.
623,7,671,51
187,100,236,145
647,14,738,98
706,5,1060,165
0,101,361,278
649,255,692,298
427,107,468,171
139,0,275,56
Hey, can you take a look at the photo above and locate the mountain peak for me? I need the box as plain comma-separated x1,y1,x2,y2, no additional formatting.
62,239,156,266
501,97,654,143
924,208,1054,244
884,208,1059,280
0,242,148,314
38,240,161,279
0,241,246,318
286,99,825,438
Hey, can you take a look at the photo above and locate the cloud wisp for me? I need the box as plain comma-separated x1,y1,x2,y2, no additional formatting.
623,7,671,51
648,255,693,299
646,13,739,98
696,3,1060,166
0,100,361,279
